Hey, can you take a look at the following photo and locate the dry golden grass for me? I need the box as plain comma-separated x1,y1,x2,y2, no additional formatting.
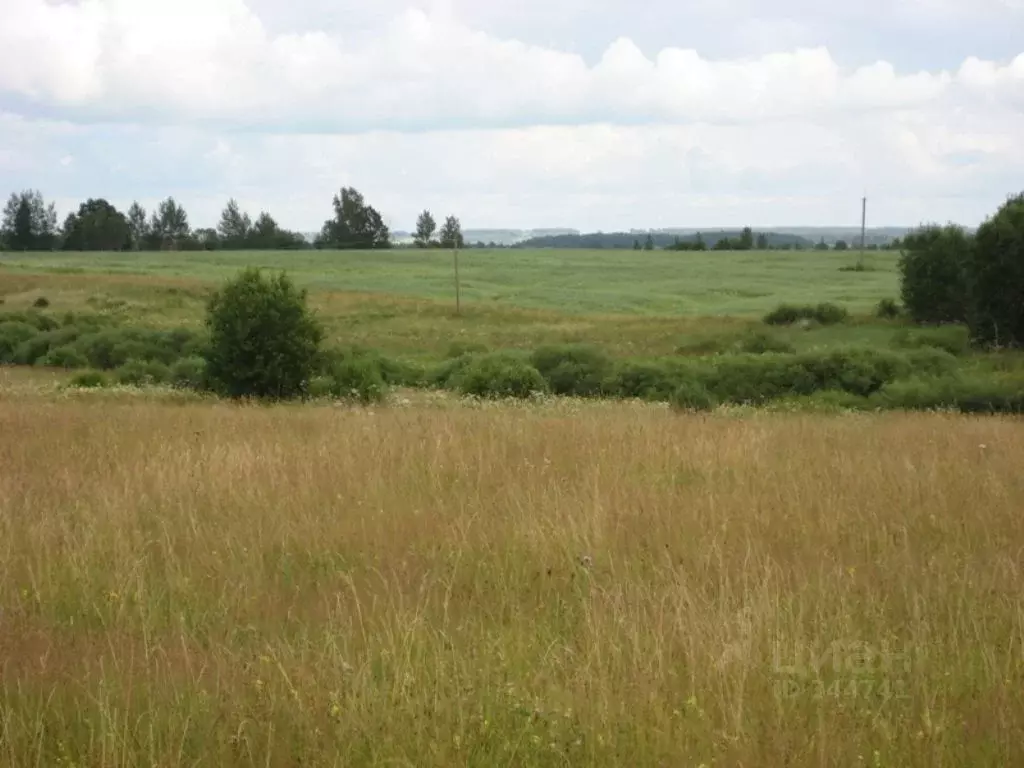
2,400,1023,766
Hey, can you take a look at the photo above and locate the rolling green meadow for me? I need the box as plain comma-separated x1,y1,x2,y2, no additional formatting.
2,247,1024,766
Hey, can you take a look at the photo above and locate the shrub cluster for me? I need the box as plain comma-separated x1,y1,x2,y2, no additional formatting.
763,303,849,326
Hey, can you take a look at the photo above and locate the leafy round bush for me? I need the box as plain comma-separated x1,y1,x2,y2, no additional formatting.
13,326,83,365
115,359,171,386
875,298,902,320
203,268,324,400
608,360,699,401
763,304,804,326
68,370,107,389
33,296,50,308
323,356,388,404
41,345,88,369
530,344,613,396
453,353,547,399
170,356,208,390
670,380,717,412
0,321,39,363
811,303,849,325
891,325,971,356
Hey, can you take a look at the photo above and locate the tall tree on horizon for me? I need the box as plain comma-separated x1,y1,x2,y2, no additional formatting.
414,210,437,248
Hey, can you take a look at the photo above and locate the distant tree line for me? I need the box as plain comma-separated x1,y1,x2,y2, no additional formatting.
1,185,904,254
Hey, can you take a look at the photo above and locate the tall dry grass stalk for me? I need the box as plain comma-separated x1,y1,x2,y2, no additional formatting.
1,400,1022,766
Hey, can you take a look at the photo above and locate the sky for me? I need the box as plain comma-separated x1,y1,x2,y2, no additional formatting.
1,0,1022,233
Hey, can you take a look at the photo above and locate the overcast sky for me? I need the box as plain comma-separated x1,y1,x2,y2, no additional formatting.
2,0,1022,232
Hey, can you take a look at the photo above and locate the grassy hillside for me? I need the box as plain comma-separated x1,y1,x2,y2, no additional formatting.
0,247,900,316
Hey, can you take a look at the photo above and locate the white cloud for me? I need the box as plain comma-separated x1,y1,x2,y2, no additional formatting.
0,0,1020,130
0,0,1021,229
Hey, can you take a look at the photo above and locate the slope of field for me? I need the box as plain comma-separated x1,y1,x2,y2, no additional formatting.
1,400,1021,766
0,247,899,316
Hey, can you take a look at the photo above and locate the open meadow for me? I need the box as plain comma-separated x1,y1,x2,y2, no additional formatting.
2,248,1024,766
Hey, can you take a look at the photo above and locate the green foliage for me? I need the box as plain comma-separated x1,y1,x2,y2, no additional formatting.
115,359,172,386
874,375,1024,414
0,321,39,363
968,193,1024,347
669,379,717,412
530,344,614,396
0,310,59,331
170,356,208,390
875,298,902,319
608,359,698,401
317,187,390,250
68,370,108,389
763,303,847,326
33,296,50,308
452,352,547,399
203,268,324,400
41,345,88,369
318,356,389,404
736,331,796,355
72,327,203,370
897,224,972,325
61,199,132,251
891,325,971,356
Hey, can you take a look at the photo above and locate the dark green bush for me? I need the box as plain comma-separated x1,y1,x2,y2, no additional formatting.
0,321,39,363
170,356,208,390
12,326,83,364
763,304,805,326
41,345,89,370
898,224,972,325
811,303,849,325
203,268,324,400
875,298,902,319
429,352,482,388
321,356,389,404
703,348,940,404
0,310,59,332
736,331,796,355
33,297,50,308
608,359,700,401
874,375,1024,414
670,380,717,412
68,370,107,389
530,344,614,396
891,325,971,356
763,303,847,326
453,353,547,399
115,359,172,386
318,345,423,387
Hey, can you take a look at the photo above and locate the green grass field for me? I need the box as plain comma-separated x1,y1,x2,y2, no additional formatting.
1,248,901,360
4,247,1024,766
0,247,899,316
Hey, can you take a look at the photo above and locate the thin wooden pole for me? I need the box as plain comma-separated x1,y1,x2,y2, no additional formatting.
453,245,461,316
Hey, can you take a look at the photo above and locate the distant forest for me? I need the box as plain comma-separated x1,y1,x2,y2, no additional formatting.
513,230,816,250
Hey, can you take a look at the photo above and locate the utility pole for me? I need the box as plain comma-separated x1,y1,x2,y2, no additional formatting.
453,242,461,316
859,195,867,270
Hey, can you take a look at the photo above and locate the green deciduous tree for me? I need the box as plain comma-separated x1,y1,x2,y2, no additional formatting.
203,268,325,400
969,193,1024,347
217,199,252,248
643,233,655,251
1,190,58,250
898,224,972,325
317,187,390,249
149,197,190,250
414,210,437,248
127,202,149,250
439,215,464,249
61,198,132,251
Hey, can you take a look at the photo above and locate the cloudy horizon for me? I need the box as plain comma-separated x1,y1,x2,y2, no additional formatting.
2,0,1022,233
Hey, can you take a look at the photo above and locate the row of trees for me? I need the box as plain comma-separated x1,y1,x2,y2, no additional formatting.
899,192,1024,347
0,186,464,253
0,190,310,252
